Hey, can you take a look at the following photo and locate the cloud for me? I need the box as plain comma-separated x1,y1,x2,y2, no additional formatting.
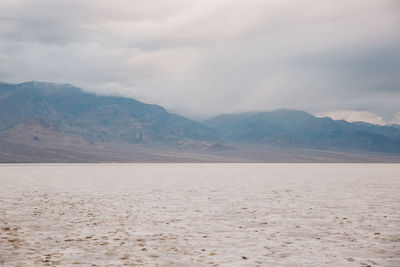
0,0,399,120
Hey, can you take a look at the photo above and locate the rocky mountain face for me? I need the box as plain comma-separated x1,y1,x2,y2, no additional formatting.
204,110,400,154
1,81,400,162
0,81,216,149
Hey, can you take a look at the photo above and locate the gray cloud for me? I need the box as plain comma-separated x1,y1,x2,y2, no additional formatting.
0,0,399,122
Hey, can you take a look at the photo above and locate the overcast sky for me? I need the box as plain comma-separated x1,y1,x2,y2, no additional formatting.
0,0,399,123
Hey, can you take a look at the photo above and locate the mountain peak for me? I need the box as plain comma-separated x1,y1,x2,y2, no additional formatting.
1,81,400,161
0,81,216,146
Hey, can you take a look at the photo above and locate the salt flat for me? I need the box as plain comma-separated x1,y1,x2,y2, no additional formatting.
0,164,399,266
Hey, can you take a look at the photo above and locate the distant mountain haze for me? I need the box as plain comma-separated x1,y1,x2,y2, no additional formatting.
204,110,400,154
1,81,399,162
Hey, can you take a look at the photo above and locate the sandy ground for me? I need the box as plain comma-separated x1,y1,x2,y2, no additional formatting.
0,163,399,266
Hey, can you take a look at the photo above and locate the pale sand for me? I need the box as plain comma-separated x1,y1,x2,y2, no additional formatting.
0,163,399,266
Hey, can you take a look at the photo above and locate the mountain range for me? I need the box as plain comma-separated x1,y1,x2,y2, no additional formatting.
1,81,399,162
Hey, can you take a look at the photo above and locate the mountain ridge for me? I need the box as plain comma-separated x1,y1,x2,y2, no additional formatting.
204,109,400,154
0,81,217,147
1,81,399,162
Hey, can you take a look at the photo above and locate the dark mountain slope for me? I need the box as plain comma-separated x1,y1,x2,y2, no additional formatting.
391,124,400,130
204,109,400,154
0,81,216,146
1,81,399,161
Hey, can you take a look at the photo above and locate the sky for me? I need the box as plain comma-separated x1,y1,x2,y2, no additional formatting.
0,0,399,124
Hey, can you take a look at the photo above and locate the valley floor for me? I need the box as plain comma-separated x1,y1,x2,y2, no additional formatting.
2,138,400,163
0,164,399,266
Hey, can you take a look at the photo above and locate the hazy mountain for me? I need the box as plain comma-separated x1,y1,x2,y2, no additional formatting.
0,81,216,148
1,81,399,162
204,109,400,154
389,124,400,130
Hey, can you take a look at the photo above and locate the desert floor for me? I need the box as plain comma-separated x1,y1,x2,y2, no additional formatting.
0,163,399,266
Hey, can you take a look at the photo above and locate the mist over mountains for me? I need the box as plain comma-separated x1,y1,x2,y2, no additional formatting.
204,110,400,154
1,81,399,162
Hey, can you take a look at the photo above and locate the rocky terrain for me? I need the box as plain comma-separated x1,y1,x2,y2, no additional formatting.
1,81,400,162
